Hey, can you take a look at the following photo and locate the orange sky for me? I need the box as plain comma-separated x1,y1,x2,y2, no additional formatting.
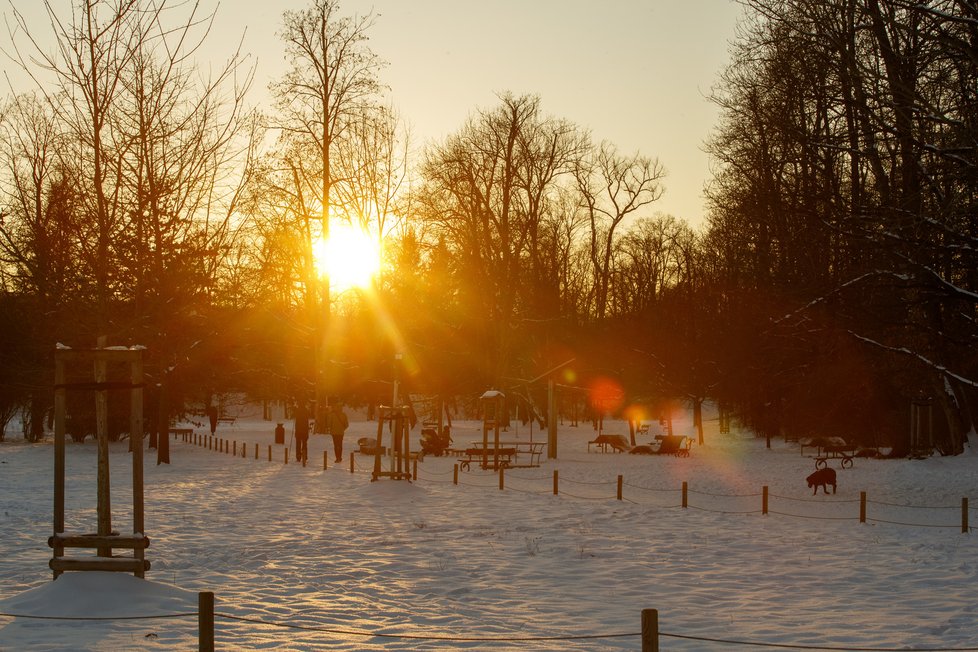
5,0,744,228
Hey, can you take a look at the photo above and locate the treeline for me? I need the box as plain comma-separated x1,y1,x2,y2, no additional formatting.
0,1,974,456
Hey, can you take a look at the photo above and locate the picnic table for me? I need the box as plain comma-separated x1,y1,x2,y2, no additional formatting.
459,444,516,471
626,434,692,456
588,434,632,453
502,441,545,467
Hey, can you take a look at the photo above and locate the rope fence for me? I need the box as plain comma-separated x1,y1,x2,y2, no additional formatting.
5,600,978,651
173,431,976,533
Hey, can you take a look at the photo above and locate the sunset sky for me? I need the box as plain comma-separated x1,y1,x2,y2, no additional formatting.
5,0,744,228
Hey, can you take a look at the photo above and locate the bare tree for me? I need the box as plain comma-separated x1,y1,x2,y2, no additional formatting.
269,0,384,424
574,142,665,319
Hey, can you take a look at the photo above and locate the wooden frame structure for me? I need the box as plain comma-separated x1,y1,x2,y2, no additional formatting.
480,390,506,470
371,405,412,481
50,346,149,578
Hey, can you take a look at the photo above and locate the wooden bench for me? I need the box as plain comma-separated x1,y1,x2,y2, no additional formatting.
459,446,516,471
799,437,855,468
217,416,236,425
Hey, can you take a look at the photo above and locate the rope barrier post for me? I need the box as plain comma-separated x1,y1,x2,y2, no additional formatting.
499,466,505,491
453,463,458,485
349,452,354,474
267,444,271,462
284,448,288,465
553,469,559,496
617,475,623,501
682,481,688,508
198,591,214,652
860,491,867,523
641,608,658,652
963,497,969,534
324,451,328,471
762,485,768,515
413,456,418,481
255,443,258,460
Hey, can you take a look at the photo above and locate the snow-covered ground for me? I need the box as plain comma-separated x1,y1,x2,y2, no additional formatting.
1,408,976,650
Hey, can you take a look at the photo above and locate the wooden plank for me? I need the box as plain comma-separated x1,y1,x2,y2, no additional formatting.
49,557,151,573
49,534,150,549
54,348,144,363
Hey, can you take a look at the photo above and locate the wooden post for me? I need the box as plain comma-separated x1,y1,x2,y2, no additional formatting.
267,445,271,462
198,591,214,652
95,335,112,557
53,357,66,579
130,353,145,578
95,338,111,556
413,456,418,481
499,466,505,491
682,481,688,508
547,379,557,459
350,452,354,474
324,451,328,470
860,491,867,523
254,443,258,460
963,497,969,534
553,469,559,496
284,448,289,465
762,486,768,515
453,463,458,485
641,608,659,652
617,475,623,501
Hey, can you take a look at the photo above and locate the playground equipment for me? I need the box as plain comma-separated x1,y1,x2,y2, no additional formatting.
371,405,412,481
50,344,150,578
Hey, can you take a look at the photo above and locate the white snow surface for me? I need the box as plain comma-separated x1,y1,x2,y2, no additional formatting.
1,408,977,650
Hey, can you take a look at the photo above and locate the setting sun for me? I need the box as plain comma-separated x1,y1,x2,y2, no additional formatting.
312,223,381,292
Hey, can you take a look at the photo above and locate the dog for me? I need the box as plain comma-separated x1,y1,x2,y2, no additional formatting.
806,467,837,495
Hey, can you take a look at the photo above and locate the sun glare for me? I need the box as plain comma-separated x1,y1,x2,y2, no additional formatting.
313,223,381,292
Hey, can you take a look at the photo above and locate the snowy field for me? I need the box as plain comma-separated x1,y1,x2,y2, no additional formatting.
1,408,977,651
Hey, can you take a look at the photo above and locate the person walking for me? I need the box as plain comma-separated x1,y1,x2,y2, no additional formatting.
327,401,349,463
207,405,218,436
294,401,310,465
